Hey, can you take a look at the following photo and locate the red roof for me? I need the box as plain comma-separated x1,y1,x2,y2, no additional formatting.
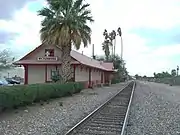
14,44,115,72
101,62,114,71
71,51,113,71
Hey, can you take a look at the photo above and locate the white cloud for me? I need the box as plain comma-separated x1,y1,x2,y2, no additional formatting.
0,5,42,58
1,0,180,76
91,0,180,30
81,0,180,76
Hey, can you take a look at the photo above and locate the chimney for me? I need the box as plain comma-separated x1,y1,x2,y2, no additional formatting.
92,44,96,59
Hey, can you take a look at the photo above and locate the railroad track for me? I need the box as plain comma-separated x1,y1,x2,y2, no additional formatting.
64,81,135,135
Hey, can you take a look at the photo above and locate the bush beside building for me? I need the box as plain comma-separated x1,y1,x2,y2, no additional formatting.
0,82,85,111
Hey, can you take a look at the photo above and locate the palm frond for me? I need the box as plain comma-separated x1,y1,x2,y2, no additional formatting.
72,32,81,49
79,4,90,12
38,0,93,49
38,7,55,18
47,0,71,12
73,0,83,10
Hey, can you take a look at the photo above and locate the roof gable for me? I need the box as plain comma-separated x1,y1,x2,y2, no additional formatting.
19,44,44,61
17,44,78,63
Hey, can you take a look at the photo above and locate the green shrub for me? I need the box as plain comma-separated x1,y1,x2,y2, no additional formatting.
51,75,61,82
74,82,84,93
0,82,84,110
112,78,120,84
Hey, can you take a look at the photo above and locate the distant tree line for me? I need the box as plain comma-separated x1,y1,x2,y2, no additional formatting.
135,68,179,80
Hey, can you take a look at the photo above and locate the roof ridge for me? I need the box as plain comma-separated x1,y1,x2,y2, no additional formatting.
71,50,101,63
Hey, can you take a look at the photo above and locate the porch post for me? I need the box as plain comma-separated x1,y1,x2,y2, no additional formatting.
89,68,91,88
24,65,28,85
73,65,76,82
101,71,104,87
109,72,112,85
45,65,47,82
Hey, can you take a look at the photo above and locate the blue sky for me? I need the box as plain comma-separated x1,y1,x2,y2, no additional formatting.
0,0,180,76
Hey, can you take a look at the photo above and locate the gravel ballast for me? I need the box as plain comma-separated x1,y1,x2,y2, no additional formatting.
0,83,127,135
126,81,180,135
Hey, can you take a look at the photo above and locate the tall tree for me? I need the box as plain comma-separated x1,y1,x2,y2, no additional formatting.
106,27,122,59
102,29,111,59
171,69,176,76
153,72,156,78
102,40,112,61
103,29,115,58
0,49,15,71
117,27,123,59
38,0,94,82
109,30,116,56
177,65,179,76
135,74,139,79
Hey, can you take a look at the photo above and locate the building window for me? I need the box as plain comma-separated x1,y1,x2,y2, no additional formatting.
45,49,54,57
51,70,59,77
51,70,61,82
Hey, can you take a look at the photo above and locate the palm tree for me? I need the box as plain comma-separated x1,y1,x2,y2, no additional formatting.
103,29,109,40
153,72,156,78
171,69,176,76
177,65,179,76
110,30,116,57
103,29,115,57
102,40,112,61
117,27,123,60
38,0,94,82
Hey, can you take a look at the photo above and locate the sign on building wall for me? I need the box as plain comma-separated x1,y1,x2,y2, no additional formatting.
37,57,58,61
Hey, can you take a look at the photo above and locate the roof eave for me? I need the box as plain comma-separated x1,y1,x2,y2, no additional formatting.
13,61,80,65
13,61,20,65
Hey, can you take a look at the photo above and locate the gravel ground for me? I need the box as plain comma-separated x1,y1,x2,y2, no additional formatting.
126,81,180,135
0,82,127,135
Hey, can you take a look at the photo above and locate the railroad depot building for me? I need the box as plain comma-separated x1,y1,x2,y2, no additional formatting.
14,44,116,88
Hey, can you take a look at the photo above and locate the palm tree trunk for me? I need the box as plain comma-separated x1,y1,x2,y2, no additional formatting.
61,45,72,83
120,36,123,60
105,54,109,61
111,45,113,57
113,37,116,57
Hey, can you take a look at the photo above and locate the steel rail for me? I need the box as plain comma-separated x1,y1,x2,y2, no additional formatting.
120,81,136,135
64,81,134,135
